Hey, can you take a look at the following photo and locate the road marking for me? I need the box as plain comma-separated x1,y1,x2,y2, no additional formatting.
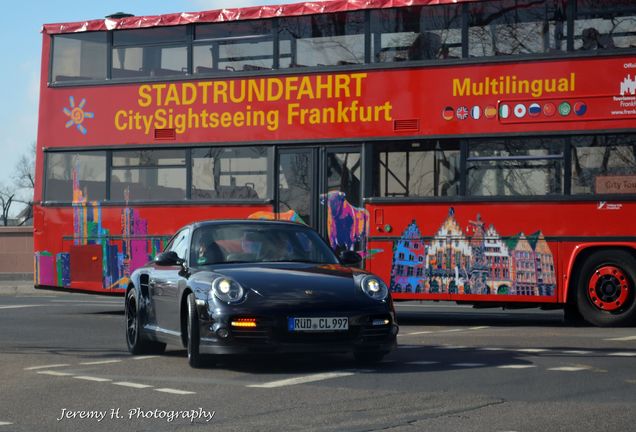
516,348,549,353
605,336,636,341
451,363,484,368
402,331,433,335
79,360,122,365
37,371,73,376
113,382,153,389
24,364,70,370
0,305,44,310
247,372,355,388
133,356,159,360
0,422,13,427
561,350,592,355
469,326,490,330
608,352,636,357
406,361,439,366
74,376,112,382
155,388,196,395
497,364,537,369
548,366,591,372
439,329,463,333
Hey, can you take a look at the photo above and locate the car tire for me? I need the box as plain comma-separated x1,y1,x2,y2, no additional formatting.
186,293,204,368
354,351,387,363
575,250,636,327
125,287,166,355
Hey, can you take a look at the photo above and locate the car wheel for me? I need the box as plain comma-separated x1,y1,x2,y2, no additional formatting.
354,351,387,363
125,287,166,355
576,250,636,327
186,293,204,368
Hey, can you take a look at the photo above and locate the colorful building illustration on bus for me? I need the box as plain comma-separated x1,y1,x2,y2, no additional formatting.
34,162,166,290
390,208,556,296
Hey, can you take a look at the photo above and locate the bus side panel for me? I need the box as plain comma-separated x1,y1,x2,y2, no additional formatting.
365,201,636,305
33,203,272,294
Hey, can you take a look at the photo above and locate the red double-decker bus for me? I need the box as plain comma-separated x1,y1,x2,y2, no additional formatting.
35,0,636,326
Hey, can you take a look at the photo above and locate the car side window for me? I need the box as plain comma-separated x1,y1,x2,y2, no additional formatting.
169,228,190,261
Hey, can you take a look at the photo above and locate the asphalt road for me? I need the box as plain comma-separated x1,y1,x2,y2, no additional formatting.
1,292,635,432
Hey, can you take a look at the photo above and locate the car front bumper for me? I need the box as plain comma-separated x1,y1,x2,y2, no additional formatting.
196,308,398,356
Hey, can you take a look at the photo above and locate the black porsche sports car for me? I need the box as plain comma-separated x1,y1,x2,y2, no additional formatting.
125,220,398,367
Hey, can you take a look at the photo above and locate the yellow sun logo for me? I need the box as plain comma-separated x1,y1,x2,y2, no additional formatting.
63,96,94,135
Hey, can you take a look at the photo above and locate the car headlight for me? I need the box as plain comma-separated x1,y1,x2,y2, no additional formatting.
210,277,245,304
360,276,389,301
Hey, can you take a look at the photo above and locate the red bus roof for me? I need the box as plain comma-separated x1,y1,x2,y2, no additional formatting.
42,0,473,35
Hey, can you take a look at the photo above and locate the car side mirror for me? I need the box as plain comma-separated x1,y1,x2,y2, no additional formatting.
338,250,362,266
154,251,183,266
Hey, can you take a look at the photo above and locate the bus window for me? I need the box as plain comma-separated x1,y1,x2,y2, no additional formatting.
574,0,636,50
373,141,460,198
468,0,567,57
44,151,106,202
51,32,107,82
571,135,636,194
110,149,186,201
370,4,462,62
191,147,268,200
112,27,187,78
193,20,274,73
279,11,366,68
467,137,564,196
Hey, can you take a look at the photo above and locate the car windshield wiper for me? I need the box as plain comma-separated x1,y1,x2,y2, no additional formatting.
264,259,319,263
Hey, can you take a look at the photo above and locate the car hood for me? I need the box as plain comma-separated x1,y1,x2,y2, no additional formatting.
195,263,362,306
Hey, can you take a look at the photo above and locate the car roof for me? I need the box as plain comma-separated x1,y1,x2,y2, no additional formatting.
188,219,307,231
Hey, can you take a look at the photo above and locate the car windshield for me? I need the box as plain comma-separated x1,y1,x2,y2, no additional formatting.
189,223,339,266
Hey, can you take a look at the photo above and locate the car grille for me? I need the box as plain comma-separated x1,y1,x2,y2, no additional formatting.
231,328,270,344
360,325,393,343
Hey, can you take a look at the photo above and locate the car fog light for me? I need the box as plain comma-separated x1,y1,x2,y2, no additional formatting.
372,319,390,326
231,318,257,328
216,328,229,338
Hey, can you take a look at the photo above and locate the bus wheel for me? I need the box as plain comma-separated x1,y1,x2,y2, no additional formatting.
576,250,636,327
186,293,204,368
125,287,166,355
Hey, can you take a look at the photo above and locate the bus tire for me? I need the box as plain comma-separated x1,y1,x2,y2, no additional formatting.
575,250,636,327
125,287,166,355
186,293,204,368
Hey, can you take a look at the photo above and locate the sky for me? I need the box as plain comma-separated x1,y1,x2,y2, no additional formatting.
0,0,298,215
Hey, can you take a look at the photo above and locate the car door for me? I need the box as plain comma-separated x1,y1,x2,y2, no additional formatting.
151,227,189,333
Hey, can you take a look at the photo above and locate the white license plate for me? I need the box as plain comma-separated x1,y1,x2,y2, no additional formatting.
288,317,349,332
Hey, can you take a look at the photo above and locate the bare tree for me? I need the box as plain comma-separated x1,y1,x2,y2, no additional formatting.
12,142,35,226
0,183,15,226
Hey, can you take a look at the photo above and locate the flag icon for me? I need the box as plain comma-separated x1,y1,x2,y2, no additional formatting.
574,101,587,116
514,104,527,118
442,106,454,120
499,104,510,119
528,103,541,116
484,105,497,119
470,106,481,120
558,102,571,116
543,103,556,117
456,106,469,120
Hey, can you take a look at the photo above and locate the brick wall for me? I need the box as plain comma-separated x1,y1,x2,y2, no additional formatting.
0,227,33,278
